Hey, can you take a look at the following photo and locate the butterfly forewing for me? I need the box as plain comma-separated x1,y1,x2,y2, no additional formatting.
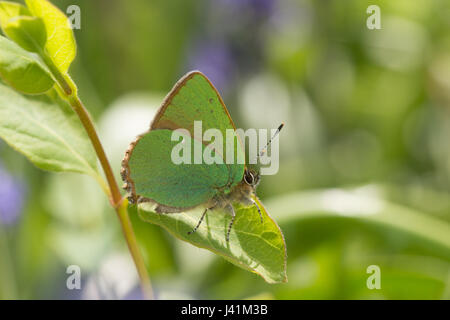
124,71,245,209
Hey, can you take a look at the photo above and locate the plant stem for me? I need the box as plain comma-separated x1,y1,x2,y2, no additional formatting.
67,93,122,204
117,199,154,299
52,71,153,299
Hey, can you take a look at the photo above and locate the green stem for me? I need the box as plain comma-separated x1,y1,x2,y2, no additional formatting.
117,199,153,299
41,53,73,96
66,92,122,204
45,58,153,299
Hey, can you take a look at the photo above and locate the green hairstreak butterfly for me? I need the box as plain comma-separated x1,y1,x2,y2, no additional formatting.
121,71,283,241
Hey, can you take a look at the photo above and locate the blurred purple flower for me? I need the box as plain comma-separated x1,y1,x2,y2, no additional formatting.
0,164,25,226
187,41,235,92
123,286,145,300
218,0,277,17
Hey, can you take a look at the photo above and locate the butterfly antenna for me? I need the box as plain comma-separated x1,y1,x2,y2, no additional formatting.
257,122,285,159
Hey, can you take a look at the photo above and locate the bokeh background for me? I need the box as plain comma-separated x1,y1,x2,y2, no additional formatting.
1,0,450,299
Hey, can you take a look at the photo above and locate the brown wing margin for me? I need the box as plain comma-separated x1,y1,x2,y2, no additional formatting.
150,70,237,131
121,70,240,206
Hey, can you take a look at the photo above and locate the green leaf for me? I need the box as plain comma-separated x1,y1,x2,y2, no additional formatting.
270,188,450,255
25,0,76,73
0,82,100,179
4,15,46,52
138,196,288,284
0,35,54,94
0,1,31,29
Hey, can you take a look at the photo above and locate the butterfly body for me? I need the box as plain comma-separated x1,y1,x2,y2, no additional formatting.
211,174,258,210
121,71,265,241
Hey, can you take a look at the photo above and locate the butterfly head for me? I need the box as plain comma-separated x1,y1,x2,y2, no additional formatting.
244,122,284,188
243,166,260,188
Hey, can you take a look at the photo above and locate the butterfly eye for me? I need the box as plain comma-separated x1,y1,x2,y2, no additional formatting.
244,171,255,185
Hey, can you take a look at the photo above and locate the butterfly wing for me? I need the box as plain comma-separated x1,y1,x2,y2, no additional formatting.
122,71,245,209
126,129,231,208
151,71,237,134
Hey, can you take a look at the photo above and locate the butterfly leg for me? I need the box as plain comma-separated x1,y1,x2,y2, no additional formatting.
250,198,263,223
225,204,236,242
187,208,208,236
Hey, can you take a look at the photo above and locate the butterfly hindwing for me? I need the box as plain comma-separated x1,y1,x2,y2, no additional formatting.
128,129,230,208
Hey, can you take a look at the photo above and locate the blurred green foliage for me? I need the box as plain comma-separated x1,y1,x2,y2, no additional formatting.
0,0,449,299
